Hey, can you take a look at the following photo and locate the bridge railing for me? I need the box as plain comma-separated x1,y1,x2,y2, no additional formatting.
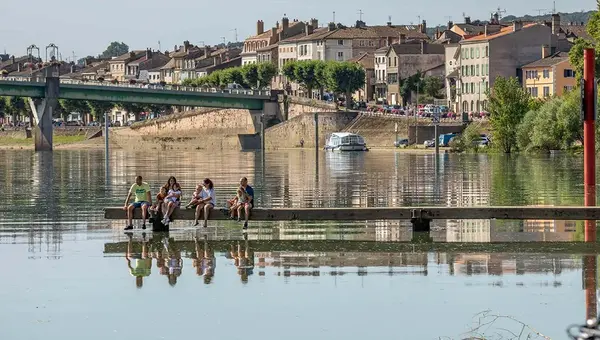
58,79,272,96
0,77,271,96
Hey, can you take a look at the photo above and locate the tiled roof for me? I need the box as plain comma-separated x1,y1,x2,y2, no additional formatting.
562,25,591,41
435,30,462,44
111,50,145,62
139,54,171,71
159,58,176,70
522,52,570,68
282,28,333,43
461,23,538,42
246,21,303,40
349,52,374,69
390,42,444,55
81,61,109,74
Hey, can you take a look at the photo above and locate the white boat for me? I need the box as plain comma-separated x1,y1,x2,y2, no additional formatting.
324,132,369,151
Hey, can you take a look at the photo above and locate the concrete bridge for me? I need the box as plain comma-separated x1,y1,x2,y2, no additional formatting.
0,66,279,151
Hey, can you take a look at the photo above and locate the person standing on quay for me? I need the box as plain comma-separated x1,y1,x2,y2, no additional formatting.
123,176,152,230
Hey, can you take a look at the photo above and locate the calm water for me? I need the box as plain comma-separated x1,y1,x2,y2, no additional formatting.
0,149,597,339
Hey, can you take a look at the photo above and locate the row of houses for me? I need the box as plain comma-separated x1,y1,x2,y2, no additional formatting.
0,12,591,115
0,43,244,86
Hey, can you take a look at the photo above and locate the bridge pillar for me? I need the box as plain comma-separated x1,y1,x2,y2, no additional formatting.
28,69,59,151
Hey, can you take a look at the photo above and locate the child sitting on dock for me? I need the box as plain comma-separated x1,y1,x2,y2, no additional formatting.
185,184,203,209
151,187,168,212
164,183,182,207
229,187,247,221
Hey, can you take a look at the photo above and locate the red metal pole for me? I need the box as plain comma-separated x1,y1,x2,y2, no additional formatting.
584,48,596,242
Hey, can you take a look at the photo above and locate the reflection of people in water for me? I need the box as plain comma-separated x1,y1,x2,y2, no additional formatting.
162,237,183,286
229,236,254,283
126,233,151,288
192,235,216,284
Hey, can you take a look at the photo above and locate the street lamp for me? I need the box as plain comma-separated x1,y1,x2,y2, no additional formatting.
45,43,59,63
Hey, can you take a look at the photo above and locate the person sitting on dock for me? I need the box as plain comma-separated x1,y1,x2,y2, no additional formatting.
123,175,152,230
193,178,215,228
185,183,203,209
161,176,181,226
239,177,254,230
151,186,168,213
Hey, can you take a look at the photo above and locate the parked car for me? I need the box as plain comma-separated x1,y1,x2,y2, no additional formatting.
424,140,435,148
394,138,409,148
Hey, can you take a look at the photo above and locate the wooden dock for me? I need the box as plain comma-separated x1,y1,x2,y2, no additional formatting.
104,206,600,221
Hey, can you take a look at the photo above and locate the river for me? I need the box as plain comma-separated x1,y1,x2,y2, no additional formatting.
0,149,595,339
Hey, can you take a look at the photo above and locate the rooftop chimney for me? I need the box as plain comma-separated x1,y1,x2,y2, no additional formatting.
257,20,265,35
484,25,488,37
542,45,551,59
420,20,427,33
11,55,15,63
328,22,336,31
493,12,499,24
551,13,560,35
387,20,392,27
399,33,406,44
271,27,277,37
174,45,178,52
146,48,152,59
513,20,523,32
183,40,190,52
129,51,135,58
306,24,314,36
165,51,169,57
204,45,210,57
447,21,453,29
282,16,289,34
465,16,471,24
420,40,426,54
311,18,318,29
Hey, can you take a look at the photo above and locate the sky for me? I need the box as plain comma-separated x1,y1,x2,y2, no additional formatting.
0,0,594,61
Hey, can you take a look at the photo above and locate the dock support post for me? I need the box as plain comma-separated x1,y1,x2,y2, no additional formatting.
410,209,431,232
583,48,596,242
314,112,319,150
29,71,59,152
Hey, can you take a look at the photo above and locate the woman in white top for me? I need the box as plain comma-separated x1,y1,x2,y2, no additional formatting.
194,178,216,228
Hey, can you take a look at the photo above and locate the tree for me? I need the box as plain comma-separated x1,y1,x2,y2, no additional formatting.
7,96,28,124
292,60,326,98
60,99,89,118
257,62,277,88
422,76,444,98
282,62,298,82
86,101,115,120
118,103,146,121
0,97,7,119
486,76,531,153
220,67,245,87
569,2,600,81
241,64,259,88
99,42,129,59
323,62,366,109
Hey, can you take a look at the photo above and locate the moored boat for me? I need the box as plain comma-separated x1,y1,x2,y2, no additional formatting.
324,132,369,151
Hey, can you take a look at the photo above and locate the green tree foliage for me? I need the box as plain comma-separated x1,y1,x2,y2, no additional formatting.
289,60,326,98
99,42,129,59
516,89,584,152
7,96,29,123
422,76,444,98
118,103,146,121
241,63,259,88
282,62,298,82
568,2,600,81
324,62,366,107
87,101,115,119
0,97,7,118
257,62,277,88
486,76,531,153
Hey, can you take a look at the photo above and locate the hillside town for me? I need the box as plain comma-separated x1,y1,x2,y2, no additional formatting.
0,11,590,122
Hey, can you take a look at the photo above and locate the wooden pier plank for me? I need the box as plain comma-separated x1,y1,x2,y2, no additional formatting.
104,206,600,221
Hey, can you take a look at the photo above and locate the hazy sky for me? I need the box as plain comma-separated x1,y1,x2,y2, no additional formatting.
0,0,594,60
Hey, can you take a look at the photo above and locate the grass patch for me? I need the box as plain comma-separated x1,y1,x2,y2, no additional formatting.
0,134,86,146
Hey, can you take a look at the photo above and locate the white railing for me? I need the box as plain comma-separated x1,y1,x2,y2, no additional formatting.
0,78,271,97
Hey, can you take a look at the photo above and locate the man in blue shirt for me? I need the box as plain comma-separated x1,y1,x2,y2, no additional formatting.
240,177,254,230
